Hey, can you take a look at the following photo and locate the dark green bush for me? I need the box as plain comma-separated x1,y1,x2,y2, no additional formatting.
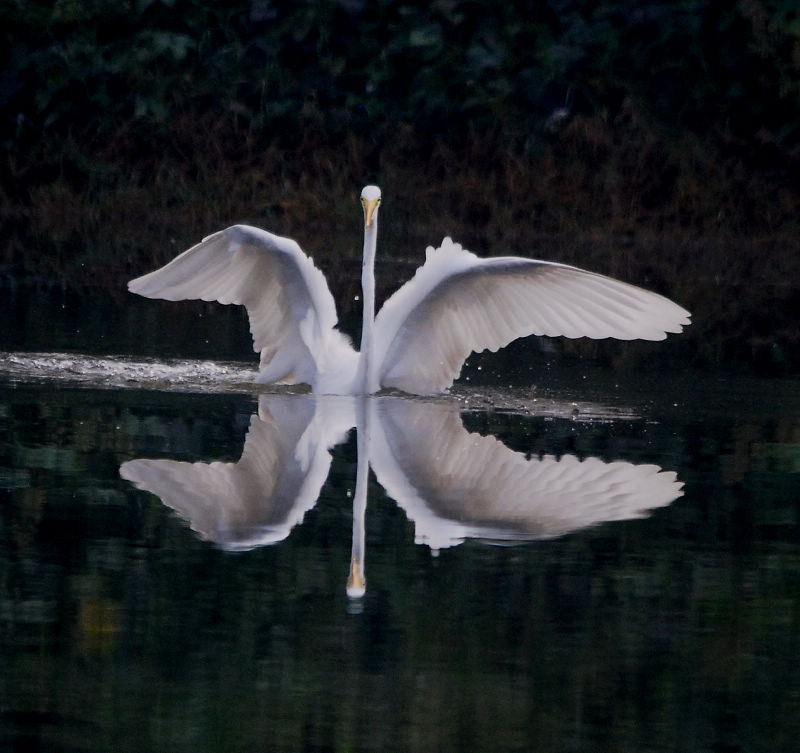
0,0,798,279
3,0,798,158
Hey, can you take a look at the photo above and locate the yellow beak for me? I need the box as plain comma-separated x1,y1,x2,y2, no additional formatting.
362,198,380,230
347,558,366,598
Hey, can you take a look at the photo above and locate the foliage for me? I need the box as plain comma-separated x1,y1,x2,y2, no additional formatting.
0,0,799,364
2,0,799,155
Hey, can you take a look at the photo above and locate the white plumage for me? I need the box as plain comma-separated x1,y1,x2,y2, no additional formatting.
129,186,690,394
370,398,681,549
120,394,684,594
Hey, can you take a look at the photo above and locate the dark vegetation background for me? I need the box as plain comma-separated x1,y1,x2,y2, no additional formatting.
1,0,799,372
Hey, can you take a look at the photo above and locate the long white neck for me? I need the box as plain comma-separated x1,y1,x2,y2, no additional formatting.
356,218,377,394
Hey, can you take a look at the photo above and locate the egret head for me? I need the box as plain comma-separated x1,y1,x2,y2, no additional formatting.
361,185,381,230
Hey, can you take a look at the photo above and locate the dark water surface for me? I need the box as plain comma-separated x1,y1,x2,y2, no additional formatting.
2,287,799,752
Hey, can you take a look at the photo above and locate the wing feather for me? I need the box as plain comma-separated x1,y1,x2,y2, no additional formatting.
119,395,342,550
129,225,350,385
370,398,683,549
373,238,690,394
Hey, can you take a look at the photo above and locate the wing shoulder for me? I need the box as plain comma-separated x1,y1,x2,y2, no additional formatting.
129,225,338,331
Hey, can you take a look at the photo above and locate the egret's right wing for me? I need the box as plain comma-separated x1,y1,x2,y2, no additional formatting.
129,225,350,385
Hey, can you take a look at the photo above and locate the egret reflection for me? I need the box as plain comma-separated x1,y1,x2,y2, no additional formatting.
121,395,683,597
121,395,352,550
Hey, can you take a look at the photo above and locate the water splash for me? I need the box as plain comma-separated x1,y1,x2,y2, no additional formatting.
0,351,259,393
0,351,643,420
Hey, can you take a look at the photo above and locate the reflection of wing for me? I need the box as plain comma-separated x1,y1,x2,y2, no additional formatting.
120,395,355,550
370,398,683,549
373,238,691,394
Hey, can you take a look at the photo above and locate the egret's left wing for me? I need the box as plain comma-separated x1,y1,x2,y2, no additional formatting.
373,238,690,394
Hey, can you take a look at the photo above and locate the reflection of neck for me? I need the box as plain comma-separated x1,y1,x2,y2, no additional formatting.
347,396,370,599
356,220,377,394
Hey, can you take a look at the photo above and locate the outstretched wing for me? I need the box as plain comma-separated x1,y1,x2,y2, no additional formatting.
120,395,355,550
128,225,351,386
372,238,691,394
370,398,682,549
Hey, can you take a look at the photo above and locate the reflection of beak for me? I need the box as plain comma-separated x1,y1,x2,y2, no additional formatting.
346,558,366,599
362,198,380,230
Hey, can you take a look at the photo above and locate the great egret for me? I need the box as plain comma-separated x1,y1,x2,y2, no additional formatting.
128,186,690,395
121,394,683,598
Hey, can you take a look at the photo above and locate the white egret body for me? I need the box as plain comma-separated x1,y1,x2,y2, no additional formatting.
128,186,690,395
